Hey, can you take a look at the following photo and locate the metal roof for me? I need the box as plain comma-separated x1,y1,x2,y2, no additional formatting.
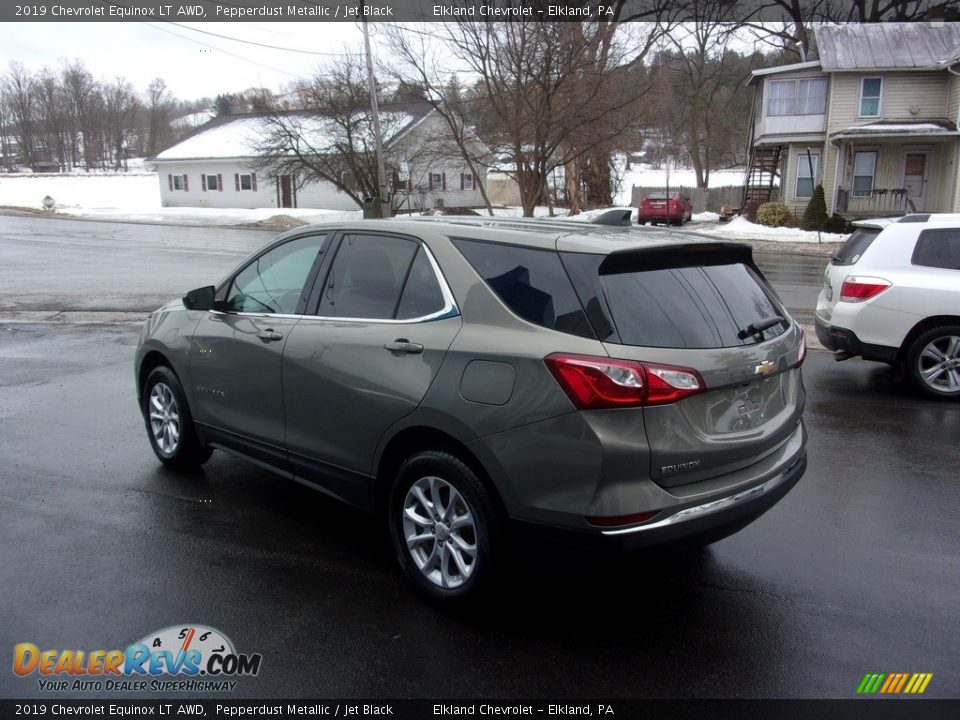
815,23,960,71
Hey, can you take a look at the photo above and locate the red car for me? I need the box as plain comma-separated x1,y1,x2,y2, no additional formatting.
638,191,693,226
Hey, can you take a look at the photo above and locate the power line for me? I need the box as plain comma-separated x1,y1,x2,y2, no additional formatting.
141,21,302,79
165,21,363,57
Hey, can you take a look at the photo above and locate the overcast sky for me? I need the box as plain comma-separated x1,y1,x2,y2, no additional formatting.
0,22,377,100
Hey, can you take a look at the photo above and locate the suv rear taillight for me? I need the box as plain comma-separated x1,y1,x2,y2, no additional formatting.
840,276,891,302
544,354,704,409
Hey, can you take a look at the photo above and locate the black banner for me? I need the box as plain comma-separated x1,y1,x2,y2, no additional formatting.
2,700,960,720
1,0,953,23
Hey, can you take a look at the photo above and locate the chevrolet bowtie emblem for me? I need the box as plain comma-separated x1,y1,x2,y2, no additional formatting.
753,360,776,376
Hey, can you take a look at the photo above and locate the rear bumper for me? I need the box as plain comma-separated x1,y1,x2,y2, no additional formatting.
814,315,898,363
512,449,806,553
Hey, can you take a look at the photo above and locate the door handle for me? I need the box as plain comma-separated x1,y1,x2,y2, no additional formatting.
384,339,423,354
257,329,283,342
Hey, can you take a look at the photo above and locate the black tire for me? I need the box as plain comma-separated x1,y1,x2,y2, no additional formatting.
637,220,647,226
905,325,960,400
142,366,213,468
388,450,505,605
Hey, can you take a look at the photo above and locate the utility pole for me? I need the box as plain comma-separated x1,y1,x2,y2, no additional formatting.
361,5,390,218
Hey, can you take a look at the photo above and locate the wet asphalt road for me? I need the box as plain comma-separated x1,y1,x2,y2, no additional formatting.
0,215,958,700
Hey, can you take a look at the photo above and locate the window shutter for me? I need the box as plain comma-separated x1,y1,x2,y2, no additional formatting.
460,173,465,191
442,172,446,191
235,174,240,191
428,173,433,191
217,173,223,192
251,173,257,192
167,174,172,191
392,172,398,193
183,174,188,191
201,174,207,192
408,177,412,191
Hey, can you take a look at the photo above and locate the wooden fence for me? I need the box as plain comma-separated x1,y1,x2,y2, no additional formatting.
630,184,780,214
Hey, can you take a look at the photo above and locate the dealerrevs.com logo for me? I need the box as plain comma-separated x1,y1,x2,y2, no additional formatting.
13,625,261,692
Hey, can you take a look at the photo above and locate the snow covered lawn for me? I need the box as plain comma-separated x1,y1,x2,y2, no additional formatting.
0,172,362,226
0,173,847,243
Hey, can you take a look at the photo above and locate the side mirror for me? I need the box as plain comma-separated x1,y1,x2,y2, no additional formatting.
182,285,216,311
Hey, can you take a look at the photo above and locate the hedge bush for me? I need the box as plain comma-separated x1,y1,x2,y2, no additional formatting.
801,185,829,231
756,201,793,227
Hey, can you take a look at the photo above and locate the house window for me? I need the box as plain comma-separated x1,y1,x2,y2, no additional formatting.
430,172,443,191
795,151,819,199
461,173,474,191
239,174,252,190
206,174,219,191
852,151,877,195
172,174,186,191
859,78,882,117
768,77,827,116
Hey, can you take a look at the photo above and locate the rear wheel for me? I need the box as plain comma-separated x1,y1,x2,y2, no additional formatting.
906,326,960,399
142,366,213,468
388,450,504,604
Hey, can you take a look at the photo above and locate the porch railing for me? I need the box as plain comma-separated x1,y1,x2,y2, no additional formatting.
836,188,916,216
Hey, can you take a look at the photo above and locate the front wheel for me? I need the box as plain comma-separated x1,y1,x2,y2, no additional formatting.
142,366,213,468
906,326,960,399
388,450,504,604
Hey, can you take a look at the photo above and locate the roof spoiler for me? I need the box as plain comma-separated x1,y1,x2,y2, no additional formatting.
590,209,633,227
599,242,754,274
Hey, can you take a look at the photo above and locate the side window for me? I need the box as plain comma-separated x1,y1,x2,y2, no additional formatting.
453,238,594,338
318,234,418,319
226,234,326,314
397,247,446,320
912,229,960,270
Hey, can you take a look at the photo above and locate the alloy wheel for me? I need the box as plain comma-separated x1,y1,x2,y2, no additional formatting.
402,476,478,589
917,334,960,394
148,382,181,455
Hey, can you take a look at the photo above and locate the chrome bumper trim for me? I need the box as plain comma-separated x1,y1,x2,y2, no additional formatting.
600,462,797,537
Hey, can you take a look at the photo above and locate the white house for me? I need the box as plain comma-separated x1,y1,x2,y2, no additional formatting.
151,102,488,212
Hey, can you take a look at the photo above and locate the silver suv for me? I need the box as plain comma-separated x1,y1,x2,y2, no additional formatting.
135,218,807,603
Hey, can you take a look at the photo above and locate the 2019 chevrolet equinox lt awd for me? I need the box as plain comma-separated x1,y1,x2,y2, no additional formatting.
135,217,807,603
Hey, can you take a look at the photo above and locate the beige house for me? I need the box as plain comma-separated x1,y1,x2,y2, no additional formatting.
745,23,960,218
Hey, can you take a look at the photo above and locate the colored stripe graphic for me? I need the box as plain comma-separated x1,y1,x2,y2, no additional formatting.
857,673,932,694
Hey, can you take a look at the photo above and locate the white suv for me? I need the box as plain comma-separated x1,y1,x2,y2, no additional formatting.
815,214,960,399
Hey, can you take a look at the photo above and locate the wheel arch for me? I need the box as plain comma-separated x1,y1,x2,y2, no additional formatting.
897,315,960,360
374,425,511,525
138,349,176,404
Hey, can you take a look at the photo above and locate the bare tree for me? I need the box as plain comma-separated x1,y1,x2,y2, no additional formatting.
251,58,411,208
658,2,752,189
146,78,173,156
104,77,138,170
2,62,37,167
410,19,665,217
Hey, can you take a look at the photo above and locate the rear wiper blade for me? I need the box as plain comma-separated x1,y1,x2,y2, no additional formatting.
737,315,786,340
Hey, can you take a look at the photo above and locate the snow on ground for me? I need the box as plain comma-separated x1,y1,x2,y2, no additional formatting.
690,215,848,243
0,172,846,242
0,171,361,226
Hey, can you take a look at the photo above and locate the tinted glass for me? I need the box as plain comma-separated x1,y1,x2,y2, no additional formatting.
318,234,418,319
832,227,880,266
563,253,785,349
226,234,326,314
912,229,960,270
453,239,594,338
397,247,446,320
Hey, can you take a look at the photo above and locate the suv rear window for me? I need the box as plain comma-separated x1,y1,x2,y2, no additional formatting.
831,227,880,266
562,251,787,349
912,229,960,270
452,238,594,338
